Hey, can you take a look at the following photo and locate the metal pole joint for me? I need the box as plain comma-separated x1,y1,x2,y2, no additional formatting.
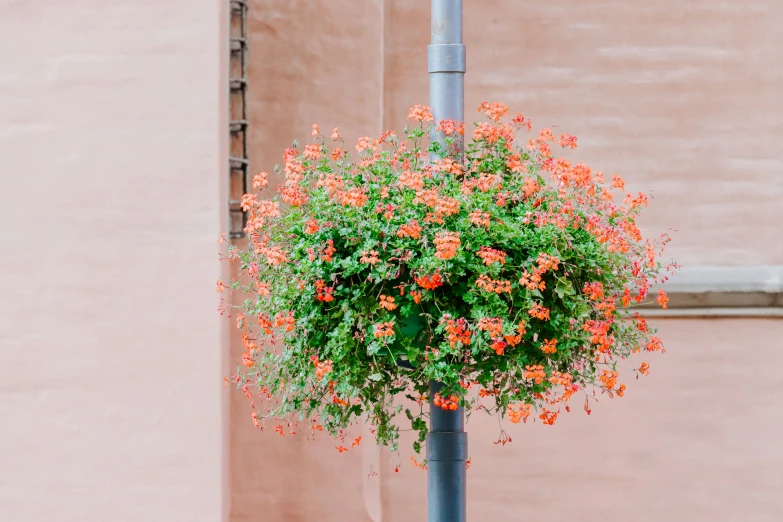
428,44,466,73
427,432,468,461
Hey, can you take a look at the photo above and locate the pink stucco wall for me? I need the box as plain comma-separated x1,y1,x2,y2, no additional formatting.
2,1,781,521
230,1,783,521
0,1,228,521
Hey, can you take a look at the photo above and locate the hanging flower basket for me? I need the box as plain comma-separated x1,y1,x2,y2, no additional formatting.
219,102,676,459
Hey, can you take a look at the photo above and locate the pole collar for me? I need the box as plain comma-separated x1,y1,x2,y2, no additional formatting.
427,432,468,461
428,44,466,73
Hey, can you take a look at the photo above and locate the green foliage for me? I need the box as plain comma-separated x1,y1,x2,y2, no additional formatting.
221,104,674,456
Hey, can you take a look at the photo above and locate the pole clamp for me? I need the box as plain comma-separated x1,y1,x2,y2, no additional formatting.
428,44,466,73
427,432,468,461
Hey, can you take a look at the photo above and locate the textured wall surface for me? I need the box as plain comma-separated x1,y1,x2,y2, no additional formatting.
229,2,385,521
1,0,777,520
383,0,783,268
0,1,228,521
380,319,783,522
232,1,783,521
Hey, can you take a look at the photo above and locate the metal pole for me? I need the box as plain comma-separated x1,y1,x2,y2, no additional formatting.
428,381,467,522
428,2,466,520
428,0,466,159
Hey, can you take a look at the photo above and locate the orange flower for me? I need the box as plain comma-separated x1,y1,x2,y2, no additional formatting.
621,288,632,307
252,171,268,189
478,102,510,122
397,220,423,239
314,280,335,302
476,247,506,266
311,356,333,381
469,210,491,228
398,170,425,190
410,290,422,304
624,192,649,209
540,338,557,354
330,147,346,161
351,436,362,447
506,153,524,173
411,456,428,470
240,193,258,211
435,158,463,175
374,321,396,338
379,295,397,311
355,136,375,153
539,408,558,425
646,336,663,352
443,317,471,347
657,290,669,309
259,245,288,266
477,317,504,338
508,404,531,424
611,175,625,190
638,362,651,375
303,144,322,160
321,239,336,262
583,282,604,301
491,339,507,355
476,275,512,294
339,187,368,207
415,273,444,290
504,333,522,346
433,392,459,411
504,322,526,346
407,104,433,123
274,311,296,332
528,303,550,321
216,279,226,293
360,250,380,265
549,371,572,386
536,253,560,272
336,446,348,453
599,369,619,390
304,219,319,235
519,269,545,291
558,134,578,149
330,127,341,141
437,119,465,136
312,124,320,136
281,184,308,207
434,231,460,260
512,113,533,130
524,365,546,384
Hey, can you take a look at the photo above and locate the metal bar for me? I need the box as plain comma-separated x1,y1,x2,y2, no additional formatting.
230,37,246,51
427,3,466,519
428,0,465,161
428,381,467,522
227,0,249,238
229,77,247,90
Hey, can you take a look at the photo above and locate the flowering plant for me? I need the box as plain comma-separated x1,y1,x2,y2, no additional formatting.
219,102,676,459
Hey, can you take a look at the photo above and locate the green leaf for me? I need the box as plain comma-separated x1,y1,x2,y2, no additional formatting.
368,373,383,381
555,278,575,299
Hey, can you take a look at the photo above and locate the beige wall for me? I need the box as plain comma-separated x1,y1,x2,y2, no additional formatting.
2,0,781,521
233,1,783,521
0,1,228,521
